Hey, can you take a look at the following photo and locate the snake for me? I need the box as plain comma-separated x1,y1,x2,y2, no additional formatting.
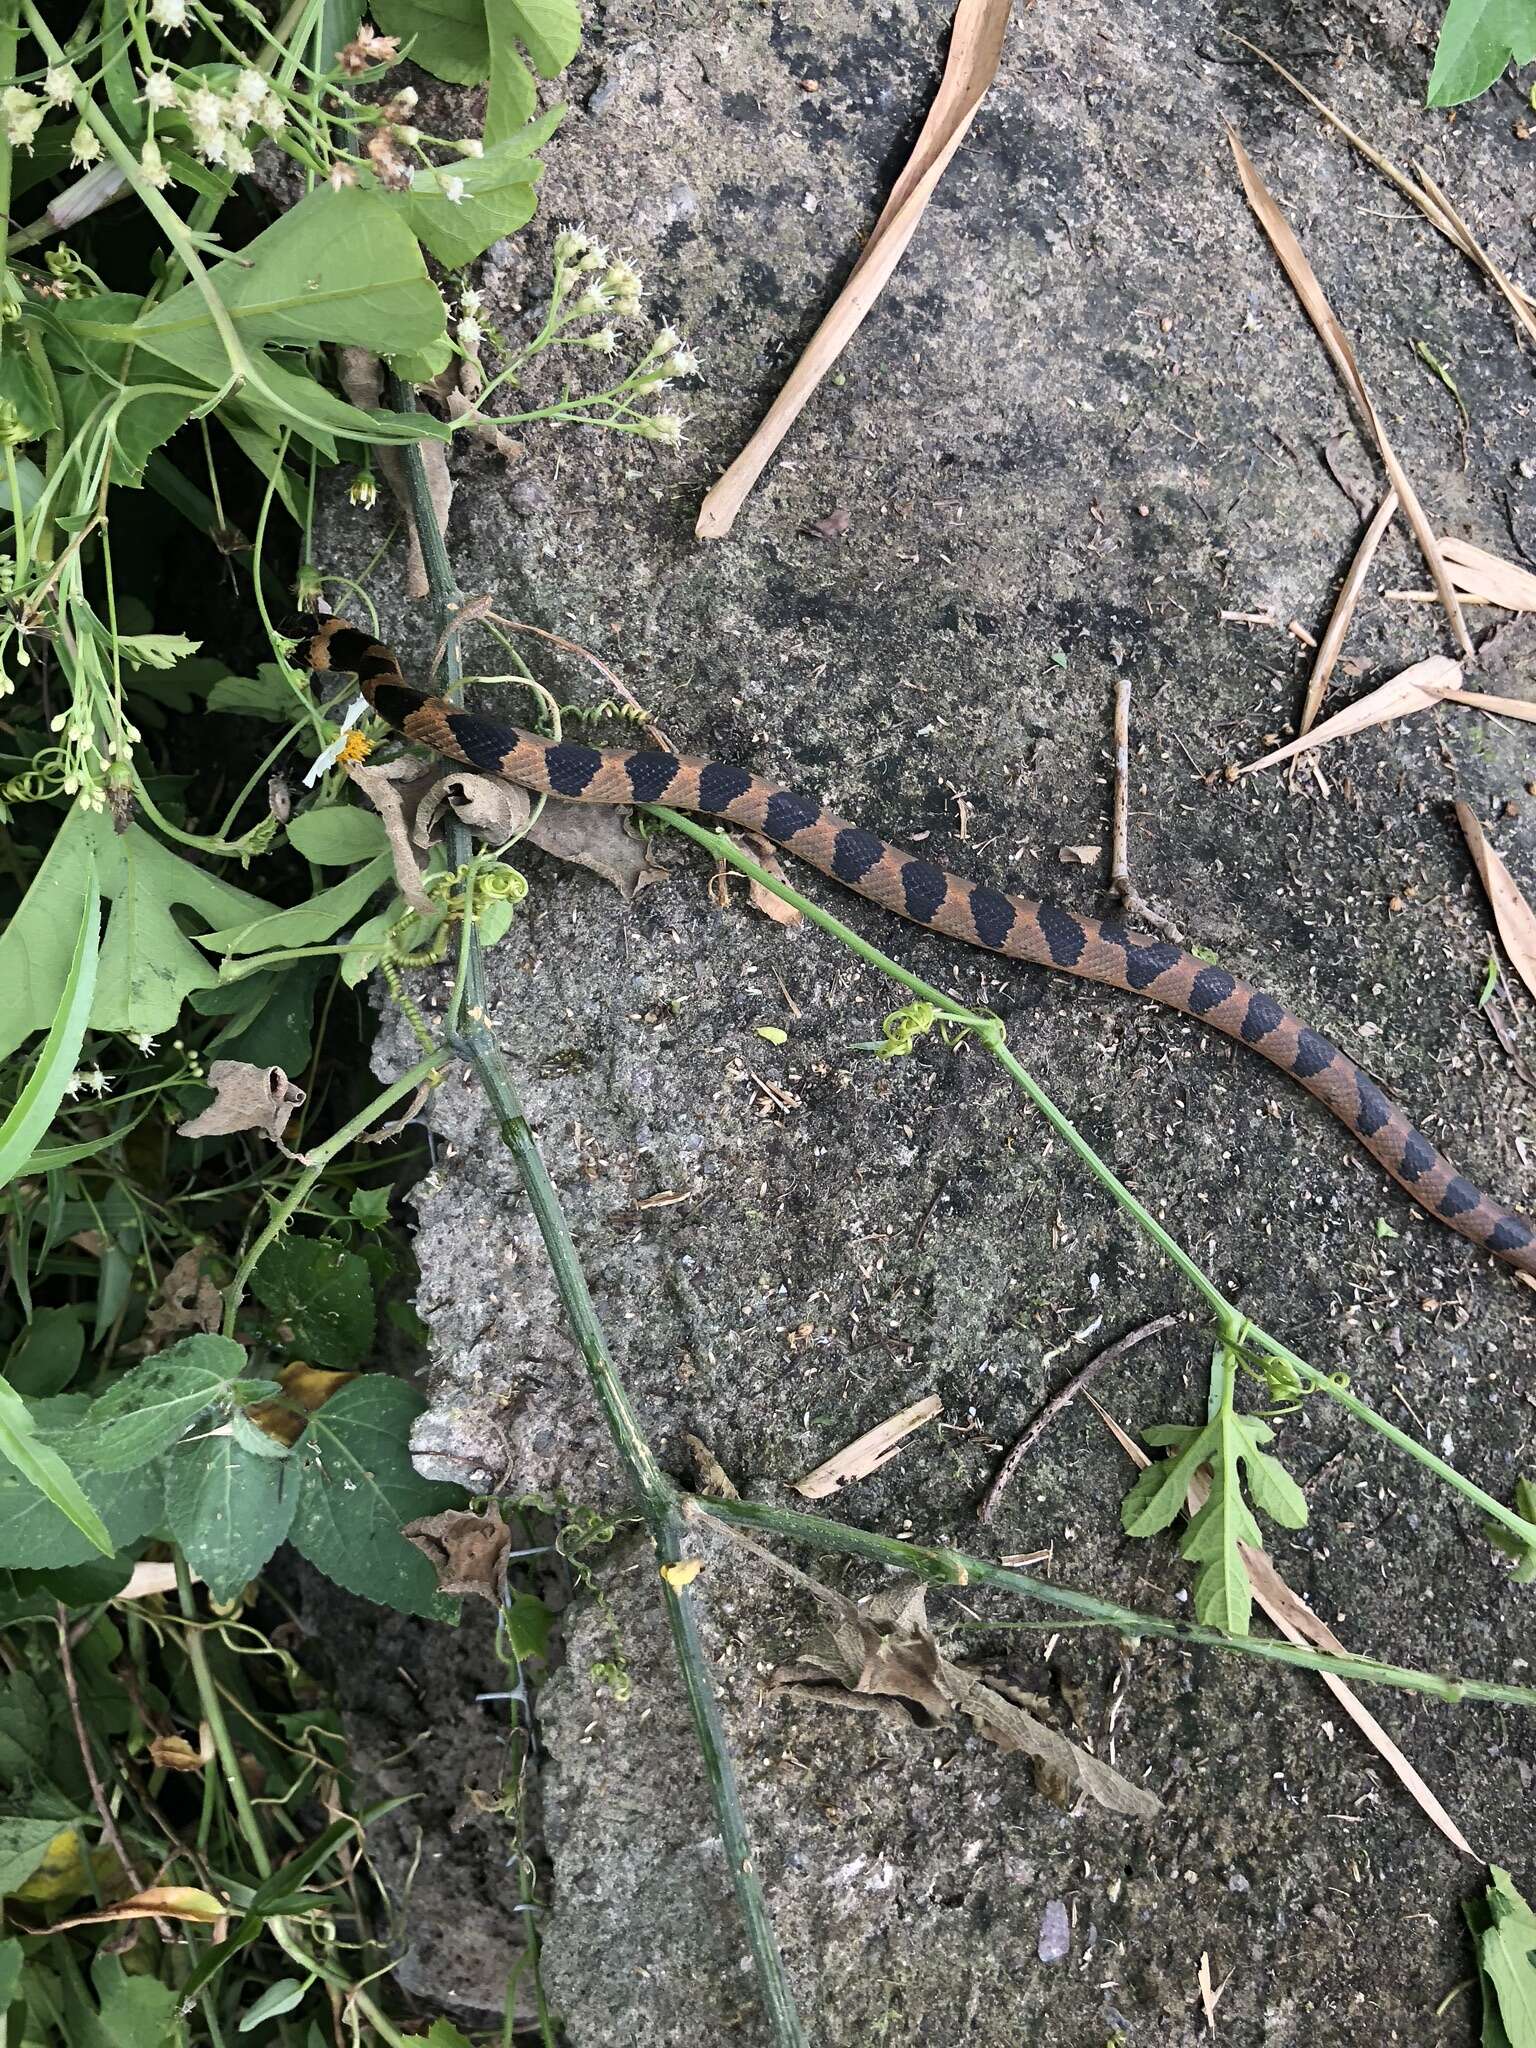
293,614,1536,1279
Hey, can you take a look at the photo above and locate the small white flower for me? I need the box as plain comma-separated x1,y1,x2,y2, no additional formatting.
668,346,701,379
185,86,224,136
552,222,588,262
459,287,482,316
225,134,254,174
129,1030,158,1056
234,67,267,106
457,136,482,157
571,281,612,317
304,695,369,787
585,325,618,355
456,314,482,347
348,472,377,506
140,138,172,187
2,89,45,150
69,121,101,166
148,0,190,28
226,94,255,134
394,85,418,111
63,1070,87,1098
81,1066,110,1096
438,173,465,204
257,92,286,134
652,324,680,355
198,126,230,166
141,71,177,110
645,410,684,448
43,66,77,106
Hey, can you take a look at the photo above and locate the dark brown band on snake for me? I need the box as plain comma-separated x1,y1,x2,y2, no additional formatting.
295,616,1536,1279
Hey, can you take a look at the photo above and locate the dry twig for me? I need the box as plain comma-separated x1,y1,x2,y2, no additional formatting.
1109,676,1183,942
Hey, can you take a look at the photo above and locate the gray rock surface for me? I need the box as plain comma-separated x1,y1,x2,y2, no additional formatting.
338,0,1536,2039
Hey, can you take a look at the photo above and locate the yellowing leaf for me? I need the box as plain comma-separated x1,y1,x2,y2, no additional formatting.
659,1557,703,1590
48,1885,226,1931
754,1025,788,1045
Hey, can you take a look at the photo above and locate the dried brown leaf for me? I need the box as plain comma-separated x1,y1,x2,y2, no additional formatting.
176,1061,305,1146
1239,656,1460,776
1442,689,1536,727
684,1433,741,1500
345,756,438,914
527,800,670,900
1301,491,1396,735
148,1734,206,1773
793,1394,942,1498
133,1250,221,1358
402,1506,512,1603
246,1362,357,1447
1226,127,1473,660
1439,535,1536,613
413,769,530,849
803,506,851,539
46,1886,226,1932
1058,843,1102,867
733,831,802,925
697,0,1013,538
1456,802,1536,1006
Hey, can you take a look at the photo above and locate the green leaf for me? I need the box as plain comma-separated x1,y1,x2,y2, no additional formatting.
250,1239,375,1367
0,1382,111,1558
206,668,306,723
200,852,393,957
383,114,561,267
422,2024,476,2048
164,1433,296,1603
486,2,580,140
290,1376,462,1617
70,1953,182,2048
239,1979,311,2030
0,1816,76,1895
126,185,450,447
17,1115,148,1178
0,454,46,517
116,633,201,670
348,1186,393,1228
286,808,388,865
0,1935,23,2011
0,1451,161,1569
6,1309,86,1398
1427,0,1536,104
0,862,99,1190
1181,1433,1262,1636
0,336,61,441
1488,1477,1536,1583
371,0,489,82
1120,1419,1217,1539
503,1591,551,1662
64,1335,249,1473
1480,1867,1536,2048
0,807,270,1065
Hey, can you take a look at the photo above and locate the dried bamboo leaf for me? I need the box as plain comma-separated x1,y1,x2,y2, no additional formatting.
1439,535,1536,612
1226,127,1473,660
1240,655,1461,775
1301,490,1397,734
1443,689,1536,726
1456,802,1536,1005
793,1394,942,1498
696,0,1012,539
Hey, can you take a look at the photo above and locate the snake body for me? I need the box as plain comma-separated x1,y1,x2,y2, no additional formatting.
296,615,1536,1279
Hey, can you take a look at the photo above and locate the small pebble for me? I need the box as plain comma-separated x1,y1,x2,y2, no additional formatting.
508,479,551,518
1037,1898,1070,1964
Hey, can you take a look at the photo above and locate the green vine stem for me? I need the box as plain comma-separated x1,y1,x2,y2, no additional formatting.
652,809,1536,1557
686,1496,1536,1708
387,378,810,2048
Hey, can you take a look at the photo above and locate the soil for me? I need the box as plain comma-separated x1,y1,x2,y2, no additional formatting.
316,1,1536,2040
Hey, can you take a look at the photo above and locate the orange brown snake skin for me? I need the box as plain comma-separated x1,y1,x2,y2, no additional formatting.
294,614,1536,1279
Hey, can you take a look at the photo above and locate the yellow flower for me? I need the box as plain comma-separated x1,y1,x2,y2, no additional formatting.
337,731,372,766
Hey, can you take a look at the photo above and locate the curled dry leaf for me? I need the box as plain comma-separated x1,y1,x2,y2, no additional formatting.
402,1505,512,1603
803,506,852,540
414,769,531,848
1238,656,1461,776
685,1432,741,1500
696,0,1013,537
346,756,439,915
1456,802,1536,1006
793,1394,942,1499
1058,843,1102,866
525,799,670,901
132,1249,221,1358
177,1060,305,1147
147,1733,207,1773
45,1886,226,1933
772,1578,1158,1820
732,831,801,926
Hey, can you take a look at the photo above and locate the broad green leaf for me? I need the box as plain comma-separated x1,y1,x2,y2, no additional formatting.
1120,1419,1216,1539
69,1953,183,2048
486,2,580,140
0,1448,162,1569
10,1554,135,1607
0,1381,111,1558
371,0,489,83
206,668,305,723
0,1935,22,2010
0,1816,77,1896
422,2024,476,2048
6,1309,85,1398
1481,1867,1536,2047
348,1185,392,1228
62,1335,249,1473
164,1432,297,1601
0,335,61,440
383,114,561,267
340,897,405,987
200,852,392,957
205,958,323,1074
0,863,99,1193
503,1591,551,1662
0,807,270,1065
290,1376,462,1617
127,185,449,443
0,454,45,516
249,1239,374,1367
286,807,388,865
116,633,201,670
1427,0,1536,103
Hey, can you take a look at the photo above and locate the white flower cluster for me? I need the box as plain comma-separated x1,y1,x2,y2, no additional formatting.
174,67,286,174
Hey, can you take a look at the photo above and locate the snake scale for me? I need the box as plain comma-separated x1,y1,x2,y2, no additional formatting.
294,614,1536,1280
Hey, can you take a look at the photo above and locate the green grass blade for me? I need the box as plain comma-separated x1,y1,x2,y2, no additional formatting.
0,862,101,1193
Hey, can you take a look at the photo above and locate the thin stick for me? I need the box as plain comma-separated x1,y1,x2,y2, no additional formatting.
1109,675,1183,941
56,1604,151,1899
977,1314,1178,1522
1300,490,1396,735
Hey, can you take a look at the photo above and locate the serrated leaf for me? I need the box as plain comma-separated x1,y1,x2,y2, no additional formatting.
60,1336,248,1473
0,1437,161,1569
1427,0,1536,105
1234,1423,1309,1530
250,1239,375,1368
0,864,99,1190
348,1186,392,1228
290,1376,462,1617
0,1817,79,1896
164,1433,297,1602
503,1591,551,1662
0,807,269,1065
116,633,201,670
1120,1419,1219,1539
1181,1456,1262,1636
285,808,388,866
